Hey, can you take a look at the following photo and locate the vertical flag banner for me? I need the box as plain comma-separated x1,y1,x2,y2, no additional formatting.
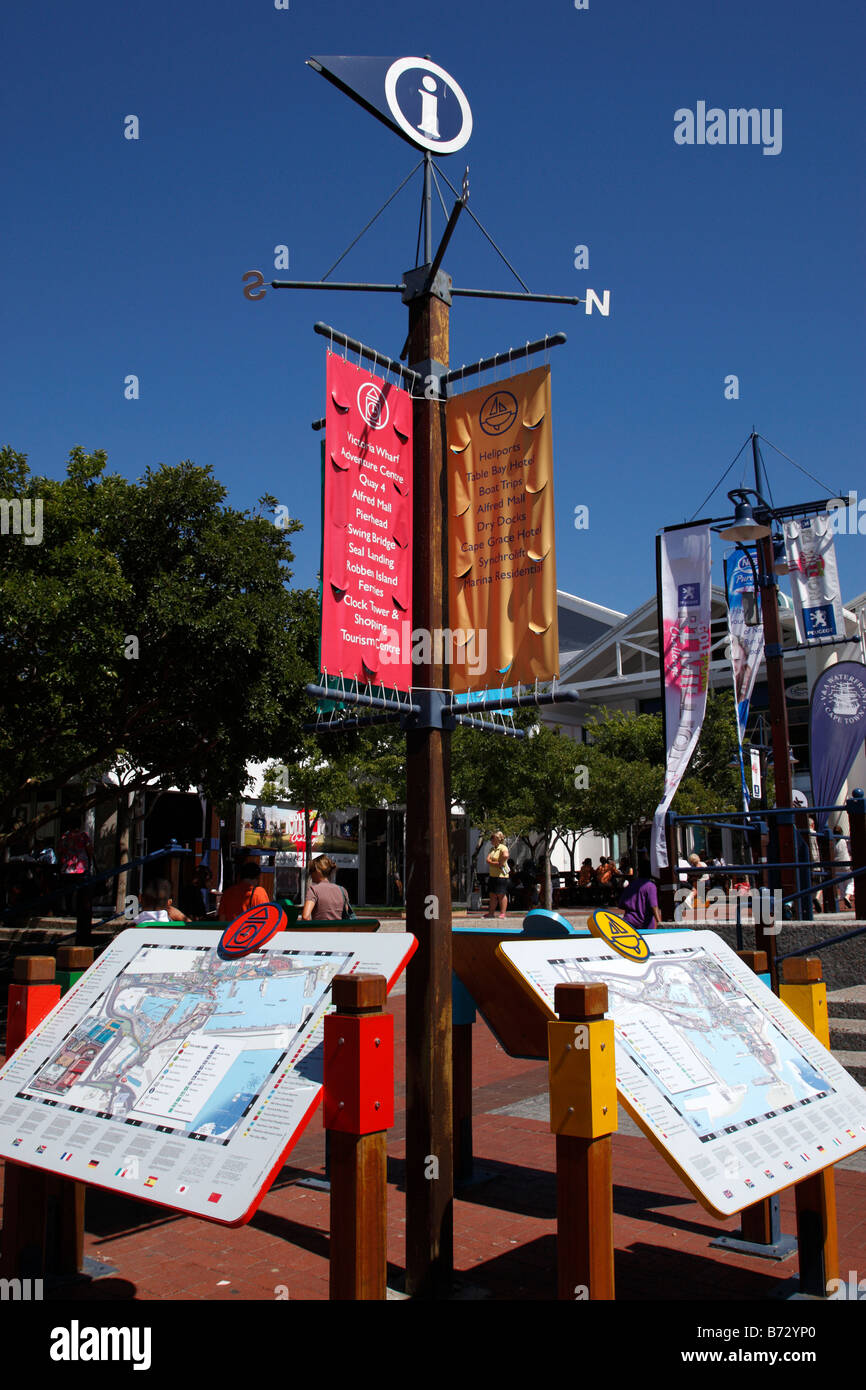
321,353,413,689
446,365,558,693
809,661,866,828
651,526,712,874
725,548,765,806
784,514,844,642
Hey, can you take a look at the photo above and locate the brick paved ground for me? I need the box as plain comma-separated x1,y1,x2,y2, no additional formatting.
4,994,860,1306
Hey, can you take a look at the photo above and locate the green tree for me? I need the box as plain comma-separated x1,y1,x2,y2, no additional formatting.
264,723,406,889
0,446,317,849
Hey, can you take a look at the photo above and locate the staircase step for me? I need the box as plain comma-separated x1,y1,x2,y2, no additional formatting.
829,1017,866,1050
831,1050,866,1086
828,986,866,1020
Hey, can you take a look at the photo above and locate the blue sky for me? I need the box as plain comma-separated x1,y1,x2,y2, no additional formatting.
4,0,864,615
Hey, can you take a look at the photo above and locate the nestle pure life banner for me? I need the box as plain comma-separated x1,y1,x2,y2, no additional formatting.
651,527,712,874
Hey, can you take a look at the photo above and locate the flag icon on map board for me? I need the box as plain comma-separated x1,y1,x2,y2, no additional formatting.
208,1192,222,1203
176,1184,188,1195
145,1176,158,1188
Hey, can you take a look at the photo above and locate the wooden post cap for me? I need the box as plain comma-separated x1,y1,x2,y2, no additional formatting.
13,956,56,983
782,956,823,984
737,950,768,974
554,982,608,1022
331,973,387,1013
57,946,94,970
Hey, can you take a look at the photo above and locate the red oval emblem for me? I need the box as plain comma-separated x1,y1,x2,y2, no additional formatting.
217,902,287,960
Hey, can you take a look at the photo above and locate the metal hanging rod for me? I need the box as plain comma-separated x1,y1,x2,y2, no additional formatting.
305,683,420,715
452,689,580,714
442,333,567,388
451,288,580,305
312,322,422,387
303,713,401,733
454,714,526,738
272,279,405,294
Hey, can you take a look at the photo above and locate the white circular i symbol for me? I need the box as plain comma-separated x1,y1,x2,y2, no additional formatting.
384,57,472,154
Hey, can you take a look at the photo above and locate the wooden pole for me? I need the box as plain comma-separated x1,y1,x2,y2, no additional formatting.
404,268,454,1298
756,537,796,979
324,974,392,1301
780,956,839,1297
549,982,616,1300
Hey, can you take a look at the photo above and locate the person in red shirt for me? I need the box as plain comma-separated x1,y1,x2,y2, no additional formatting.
218,861,269,921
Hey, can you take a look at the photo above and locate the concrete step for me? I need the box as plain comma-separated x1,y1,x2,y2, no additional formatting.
828,986,866,1020
829,1017,866,1051
832,1050,866,1087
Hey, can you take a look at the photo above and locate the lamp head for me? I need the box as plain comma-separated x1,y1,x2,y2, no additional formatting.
719,494,772,543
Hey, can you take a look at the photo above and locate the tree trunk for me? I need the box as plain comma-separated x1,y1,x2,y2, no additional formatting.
543,831,553,910
114,789,133,915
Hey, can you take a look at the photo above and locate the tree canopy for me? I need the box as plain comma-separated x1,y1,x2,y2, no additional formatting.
0,445,318,847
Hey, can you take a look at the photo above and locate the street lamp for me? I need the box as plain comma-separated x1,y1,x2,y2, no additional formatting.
719,490,772,544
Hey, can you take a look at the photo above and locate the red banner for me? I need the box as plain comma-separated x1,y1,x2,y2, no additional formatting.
322,354,413,687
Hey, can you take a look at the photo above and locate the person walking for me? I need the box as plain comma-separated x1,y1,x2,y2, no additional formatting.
485,831,511,918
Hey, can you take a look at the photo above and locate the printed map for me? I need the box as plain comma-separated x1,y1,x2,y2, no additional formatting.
21,943,350,1145
545,949,833,1140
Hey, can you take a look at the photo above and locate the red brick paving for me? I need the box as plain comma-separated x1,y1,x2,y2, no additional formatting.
3,994,866,1302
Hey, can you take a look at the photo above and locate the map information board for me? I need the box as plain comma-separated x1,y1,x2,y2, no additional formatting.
499,930,866,1217
0,929,416,1226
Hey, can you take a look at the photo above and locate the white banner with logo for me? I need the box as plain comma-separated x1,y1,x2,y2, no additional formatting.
651,527,713,874
784,514,844,643
725,548,765,806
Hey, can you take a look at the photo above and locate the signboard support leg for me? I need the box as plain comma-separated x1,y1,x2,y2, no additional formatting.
549,983,616,1300
1,956,83,1280
711,950,797,1260
55,945,94,995
780,957,840,1297
324,974,392,1301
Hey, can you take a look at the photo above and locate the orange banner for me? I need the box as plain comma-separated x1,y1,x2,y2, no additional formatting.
447,365,558,692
